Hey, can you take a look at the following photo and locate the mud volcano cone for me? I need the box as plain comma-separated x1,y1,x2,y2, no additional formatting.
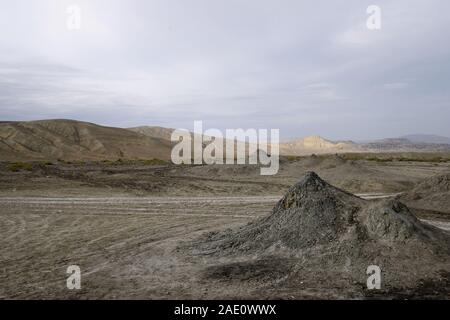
197,172,449,253
191,172,450,295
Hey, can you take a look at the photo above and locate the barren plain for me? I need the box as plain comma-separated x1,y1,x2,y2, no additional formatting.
1,154,449,299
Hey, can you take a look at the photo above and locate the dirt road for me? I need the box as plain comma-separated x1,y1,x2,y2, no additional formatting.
0,196,276,298
1,195,448,299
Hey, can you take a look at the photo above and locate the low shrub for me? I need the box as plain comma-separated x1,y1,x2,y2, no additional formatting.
8,162,33,172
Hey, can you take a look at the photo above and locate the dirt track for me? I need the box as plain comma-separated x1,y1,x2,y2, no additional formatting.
1,195,449,299
0,196,273,299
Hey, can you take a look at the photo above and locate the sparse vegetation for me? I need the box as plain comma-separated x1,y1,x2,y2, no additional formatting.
8,162,33,172
140,159,168,166
43,161,54,166
286,155,301,161
342,152,450,163
95,158,169,166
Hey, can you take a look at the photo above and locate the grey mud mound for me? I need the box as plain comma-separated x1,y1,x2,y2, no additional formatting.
189,172,450,297
401,172,450,215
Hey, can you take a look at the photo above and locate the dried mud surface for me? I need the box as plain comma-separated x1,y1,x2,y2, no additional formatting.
1,157,449,299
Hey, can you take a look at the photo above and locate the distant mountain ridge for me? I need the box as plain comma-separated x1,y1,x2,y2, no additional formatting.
400,134,450,145
1,119,450,161
279,135,450,155
360,137,450,153
129,128,450,156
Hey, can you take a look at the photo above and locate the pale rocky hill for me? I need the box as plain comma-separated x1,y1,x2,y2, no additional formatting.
0,120,172,161
279,135,361,155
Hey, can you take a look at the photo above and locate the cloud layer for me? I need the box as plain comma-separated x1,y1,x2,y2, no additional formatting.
1,0,449,140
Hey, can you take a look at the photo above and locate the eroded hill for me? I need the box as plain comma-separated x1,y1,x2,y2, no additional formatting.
0,119,172,161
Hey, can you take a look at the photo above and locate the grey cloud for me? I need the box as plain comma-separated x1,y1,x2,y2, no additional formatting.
0,0,449,140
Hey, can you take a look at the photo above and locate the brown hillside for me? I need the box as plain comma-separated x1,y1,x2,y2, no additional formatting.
0,119,171,161
128,126,174,141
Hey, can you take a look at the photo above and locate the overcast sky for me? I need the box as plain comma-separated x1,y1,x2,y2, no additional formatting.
0,0,449,140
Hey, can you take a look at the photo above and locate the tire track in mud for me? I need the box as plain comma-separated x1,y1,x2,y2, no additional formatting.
0,196,270,298
1,195,448,298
